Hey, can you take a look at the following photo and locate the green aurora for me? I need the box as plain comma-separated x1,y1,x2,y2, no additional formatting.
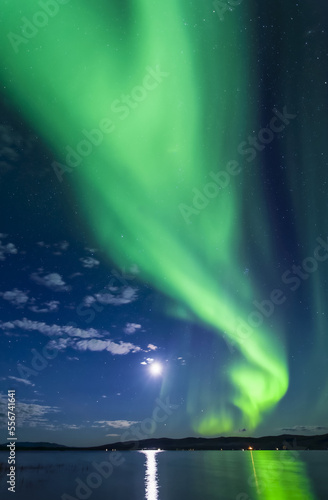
0,1,291,434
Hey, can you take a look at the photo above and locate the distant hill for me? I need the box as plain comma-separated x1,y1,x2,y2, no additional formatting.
1,434,327,451
90,433,328,451
0,441,68,450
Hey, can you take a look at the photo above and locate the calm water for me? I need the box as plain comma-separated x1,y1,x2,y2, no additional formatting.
0,450,327,499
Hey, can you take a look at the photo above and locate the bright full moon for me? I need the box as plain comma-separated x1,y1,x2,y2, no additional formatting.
149,362,163,376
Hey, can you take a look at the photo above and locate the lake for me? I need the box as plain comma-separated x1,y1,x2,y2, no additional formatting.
0,450,327,499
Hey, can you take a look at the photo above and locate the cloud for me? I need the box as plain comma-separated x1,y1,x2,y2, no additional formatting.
280,425,328,433
0,288,29,308
0,318,103,339
62,424,85,430
58,241,69,251
147,344,158,351
83,296,96,306
30,272,70,291
0,290,59,313
0,319,143,355
0,393,59,427
69,272,83,279
0,239,18,261
29,301,60,313
95,420,139,429
95,286,138,306
75,339,141,355
140,357,156,365
7,376,35,387
47,337,71,351
105,434,120,437
124,323,141,335
0,125,35,176
85,247,97,253
35,241,70,256
80,257,100,268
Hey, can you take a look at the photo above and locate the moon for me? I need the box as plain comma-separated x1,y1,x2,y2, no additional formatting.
149,362,163,376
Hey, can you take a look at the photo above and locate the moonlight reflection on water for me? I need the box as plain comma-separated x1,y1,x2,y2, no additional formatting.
140,450,162,500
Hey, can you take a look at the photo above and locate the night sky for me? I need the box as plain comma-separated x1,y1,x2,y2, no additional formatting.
0,1,327,447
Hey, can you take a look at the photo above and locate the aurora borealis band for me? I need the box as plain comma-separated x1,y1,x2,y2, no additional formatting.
0,0,327,441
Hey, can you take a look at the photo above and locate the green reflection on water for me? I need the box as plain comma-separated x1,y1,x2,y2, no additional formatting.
200,450,317,500
246,451,316,500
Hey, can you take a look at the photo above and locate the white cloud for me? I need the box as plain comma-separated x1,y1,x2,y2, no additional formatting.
0,240,18,261
29,300,60,313
30,272,70,291
95,420,139,429
95,286,138,306
47,337,72,351
141,358,154,366
62,424,84,430
0,288,29,308
83,295,97,306
80,257,100,268
0,319,143,356
8,376,35,387
0,318,102,339
147,344,158,351
0,393,59,427
0,290,59,313
124,323,141,335
75,339,141,355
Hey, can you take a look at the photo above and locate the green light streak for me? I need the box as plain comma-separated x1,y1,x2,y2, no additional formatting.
246,451,316,500
0,1,288,433
201,451,316,499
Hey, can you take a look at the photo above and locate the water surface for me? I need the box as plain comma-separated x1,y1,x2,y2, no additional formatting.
0,450,327,499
